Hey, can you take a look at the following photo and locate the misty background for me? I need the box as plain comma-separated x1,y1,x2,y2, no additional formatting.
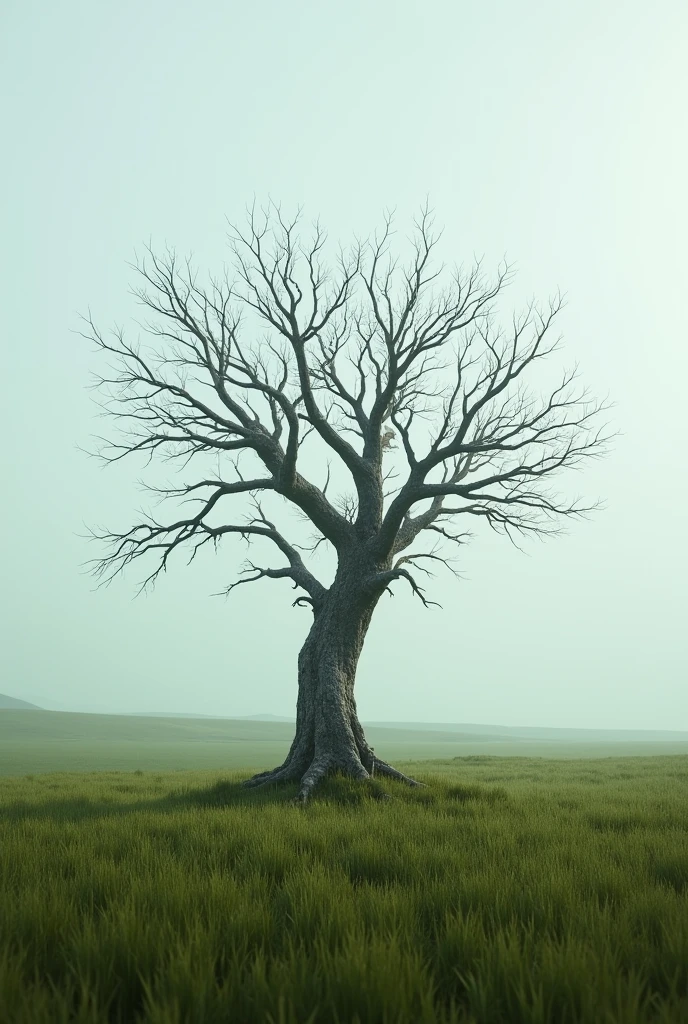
1,0,686,729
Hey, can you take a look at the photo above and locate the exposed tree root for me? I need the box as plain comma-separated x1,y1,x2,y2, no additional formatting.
242,754,425,804
241,762,303,788
291,755,333,804
369,758,427,787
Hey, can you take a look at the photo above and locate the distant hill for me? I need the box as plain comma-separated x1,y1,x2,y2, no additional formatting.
128,712,232,719
117,711,688,741
234,714,296,723
128,712,297,722
126,712,297,722
0,693,42,710
364,721,688,742
29,704,688,742
3,708,688,777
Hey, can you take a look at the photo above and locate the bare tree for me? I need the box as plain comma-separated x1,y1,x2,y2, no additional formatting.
81,203,612,803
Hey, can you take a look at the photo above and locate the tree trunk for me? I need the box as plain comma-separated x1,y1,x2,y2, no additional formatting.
242,561,424,803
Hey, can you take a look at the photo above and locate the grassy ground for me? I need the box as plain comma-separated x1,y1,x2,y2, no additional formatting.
3,710,688,775
1,756,687,1023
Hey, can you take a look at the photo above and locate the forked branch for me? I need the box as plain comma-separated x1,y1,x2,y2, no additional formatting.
82,203,613,604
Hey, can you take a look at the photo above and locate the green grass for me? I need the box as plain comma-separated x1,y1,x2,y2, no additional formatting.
1,756,687,1022
3,710,688,775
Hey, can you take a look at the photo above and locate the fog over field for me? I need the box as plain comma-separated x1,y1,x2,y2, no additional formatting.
2,0,686,730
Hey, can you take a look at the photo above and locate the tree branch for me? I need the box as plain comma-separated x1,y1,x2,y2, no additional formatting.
82,203,613,611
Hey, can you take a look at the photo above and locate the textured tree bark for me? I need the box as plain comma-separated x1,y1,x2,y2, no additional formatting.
242,556,424,802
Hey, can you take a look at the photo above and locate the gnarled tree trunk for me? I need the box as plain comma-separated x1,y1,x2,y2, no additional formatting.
242,556,424,802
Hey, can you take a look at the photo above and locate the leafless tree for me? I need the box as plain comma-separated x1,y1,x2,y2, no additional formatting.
81,202,612,803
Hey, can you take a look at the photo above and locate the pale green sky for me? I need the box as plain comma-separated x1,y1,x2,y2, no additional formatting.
1,0,686,728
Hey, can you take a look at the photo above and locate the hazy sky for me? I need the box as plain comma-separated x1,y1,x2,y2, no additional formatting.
2,0,686,729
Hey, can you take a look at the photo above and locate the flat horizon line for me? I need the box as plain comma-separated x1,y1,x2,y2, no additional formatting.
3,698,688,738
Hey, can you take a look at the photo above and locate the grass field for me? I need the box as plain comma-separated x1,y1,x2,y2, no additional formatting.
1,753,687,1023
3,710,688,776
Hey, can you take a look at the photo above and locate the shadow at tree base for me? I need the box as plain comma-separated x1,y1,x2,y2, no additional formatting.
0,771,439,824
